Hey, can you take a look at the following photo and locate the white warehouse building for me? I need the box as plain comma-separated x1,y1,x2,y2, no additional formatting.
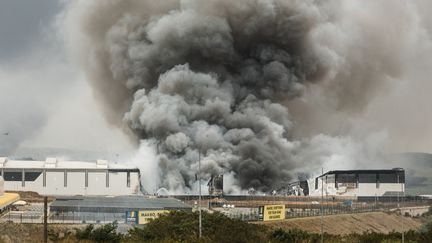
308,168,405,198
287,168,405,200
0,157,142,196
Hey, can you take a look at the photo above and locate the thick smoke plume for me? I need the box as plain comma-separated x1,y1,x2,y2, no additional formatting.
63,0,431,193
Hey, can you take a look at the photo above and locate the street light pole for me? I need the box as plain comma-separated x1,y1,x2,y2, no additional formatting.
199,150,202,238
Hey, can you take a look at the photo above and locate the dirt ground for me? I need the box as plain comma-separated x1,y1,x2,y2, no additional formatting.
0,222,85,243
7,191,55,203
260,212,422,235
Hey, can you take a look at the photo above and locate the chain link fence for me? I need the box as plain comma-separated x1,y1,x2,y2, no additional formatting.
1,196,430,224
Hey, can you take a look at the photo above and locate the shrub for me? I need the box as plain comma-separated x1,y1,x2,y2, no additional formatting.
75,222,122,243
124,211,268,243
271,228,317,243
75,224,94,240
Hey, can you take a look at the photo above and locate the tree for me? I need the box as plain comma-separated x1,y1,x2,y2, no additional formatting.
75,222,122,243
124,211,268,243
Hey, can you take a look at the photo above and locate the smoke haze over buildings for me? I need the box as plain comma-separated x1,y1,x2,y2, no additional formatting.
0,1,134,161
2,0,432,194
60,0,432,193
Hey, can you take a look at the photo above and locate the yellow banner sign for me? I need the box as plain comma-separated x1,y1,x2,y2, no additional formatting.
138,210,169,224
263,205,285,221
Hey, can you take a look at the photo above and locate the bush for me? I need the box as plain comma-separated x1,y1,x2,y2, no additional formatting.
75,224,94,240
75,222,122,243
271,228,318,243
70,211,432,243
124,211,268,243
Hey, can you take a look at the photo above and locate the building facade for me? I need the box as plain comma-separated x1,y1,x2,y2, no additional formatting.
308,168,405,198
49,196,192,224
207,174,223,196
0,157,142,196
286,168,406,199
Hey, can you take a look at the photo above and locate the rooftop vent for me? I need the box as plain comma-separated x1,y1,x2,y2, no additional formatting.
45,157,58,168
0,157,7,168
96,160,108,168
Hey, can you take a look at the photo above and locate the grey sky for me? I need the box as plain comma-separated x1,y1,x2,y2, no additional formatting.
0,0,134,158
0,0,61,61
0,0,431,165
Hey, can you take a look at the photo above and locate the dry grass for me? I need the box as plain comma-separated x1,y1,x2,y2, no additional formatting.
7,191,55,203
259,212,422,235
0,222,85,243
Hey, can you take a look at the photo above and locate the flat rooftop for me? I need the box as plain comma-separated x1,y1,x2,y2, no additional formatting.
0,157,137,170
50,196,192,213
318,168,405,177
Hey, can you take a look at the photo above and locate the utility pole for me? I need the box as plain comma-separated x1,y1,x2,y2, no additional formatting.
198,150,202,238
398,173,404,243
320,167,324,243
44,196,48,243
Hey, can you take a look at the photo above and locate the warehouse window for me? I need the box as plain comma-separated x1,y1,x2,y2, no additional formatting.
379,173,398,183
24,172,42,181
336,173,356,189
4,172,22,181
336,173,356,183
359,173,377,183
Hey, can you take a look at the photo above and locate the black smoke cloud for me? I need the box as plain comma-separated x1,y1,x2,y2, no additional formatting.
64,0,427,192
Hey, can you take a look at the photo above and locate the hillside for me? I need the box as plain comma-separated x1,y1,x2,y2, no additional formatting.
387,153,432,195
262,212,422,235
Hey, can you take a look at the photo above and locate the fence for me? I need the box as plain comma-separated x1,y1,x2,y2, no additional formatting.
0,197,430,224
0,209,126,224
223,198,431,221
49,212,125,224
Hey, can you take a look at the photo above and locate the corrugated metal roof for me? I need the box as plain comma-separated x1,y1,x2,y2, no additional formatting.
0,193,20,210
50,196,192,212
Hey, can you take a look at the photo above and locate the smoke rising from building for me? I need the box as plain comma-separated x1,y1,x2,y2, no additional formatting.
63,0,432,193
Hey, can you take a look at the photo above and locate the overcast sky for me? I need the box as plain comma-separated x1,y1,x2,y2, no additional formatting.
0,0,134,159
0,0,431,160
0,0,61,62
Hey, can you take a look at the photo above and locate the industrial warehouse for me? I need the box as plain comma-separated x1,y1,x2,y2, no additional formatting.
0,156,407,200
287,168,405,200
0,157,142,196
49,196,191,224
